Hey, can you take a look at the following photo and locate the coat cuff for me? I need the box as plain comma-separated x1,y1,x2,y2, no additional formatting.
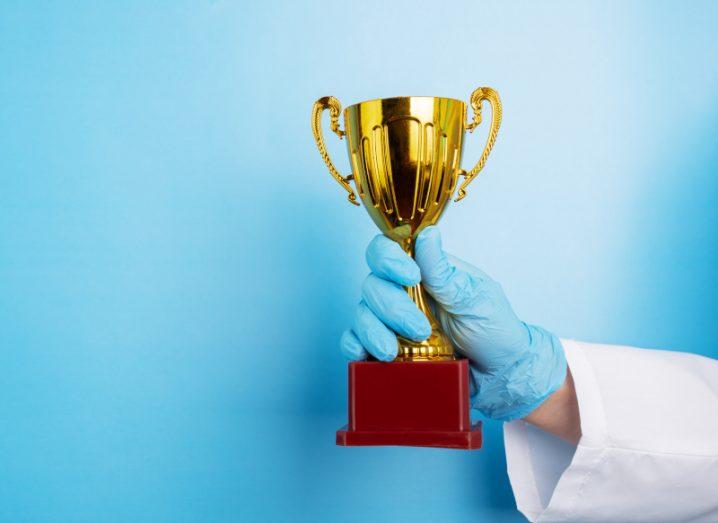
503,339,607,521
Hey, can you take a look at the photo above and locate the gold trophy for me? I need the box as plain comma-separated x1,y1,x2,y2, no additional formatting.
312,87,501,448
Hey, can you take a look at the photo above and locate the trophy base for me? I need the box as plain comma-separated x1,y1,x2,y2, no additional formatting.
336,359,482,450
336,423,483,449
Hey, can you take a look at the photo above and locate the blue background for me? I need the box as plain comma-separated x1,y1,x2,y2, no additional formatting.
1,1,717,521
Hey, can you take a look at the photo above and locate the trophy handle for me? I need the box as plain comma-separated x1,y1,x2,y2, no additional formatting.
455,87,503,202
311,96,359,206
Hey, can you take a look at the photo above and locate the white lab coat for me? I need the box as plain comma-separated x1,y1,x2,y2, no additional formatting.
504,339,718,522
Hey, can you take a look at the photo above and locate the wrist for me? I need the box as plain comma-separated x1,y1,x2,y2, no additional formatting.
524,366,581,444
470,327,567,421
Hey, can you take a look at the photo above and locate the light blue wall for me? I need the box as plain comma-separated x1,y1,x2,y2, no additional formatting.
1,2,717,522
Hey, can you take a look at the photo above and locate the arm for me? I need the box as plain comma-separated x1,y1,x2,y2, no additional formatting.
339,226,718,522
524,367,581,445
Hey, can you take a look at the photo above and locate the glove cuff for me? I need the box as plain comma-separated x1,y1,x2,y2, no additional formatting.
470,325,568,421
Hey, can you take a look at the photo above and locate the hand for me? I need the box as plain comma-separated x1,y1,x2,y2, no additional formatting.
339,226,567,421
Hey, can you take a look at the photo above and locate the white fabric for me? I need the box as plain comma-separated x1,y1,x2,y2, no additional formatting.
504,339,718,522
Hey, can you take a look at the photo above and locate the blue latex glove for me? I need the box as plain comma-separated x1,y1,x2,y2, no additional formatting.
340,226,567,421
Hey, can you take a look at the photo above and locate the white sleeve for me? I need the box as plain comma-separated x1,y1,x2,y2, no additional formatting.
504,339,718,522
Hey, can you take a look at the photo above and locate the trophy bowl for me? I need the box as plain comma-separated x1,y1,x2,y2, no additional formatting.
311,87,501,361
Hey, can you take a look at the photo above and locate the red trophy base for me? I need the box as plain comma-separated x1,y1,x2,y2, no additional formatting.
336,358,482,450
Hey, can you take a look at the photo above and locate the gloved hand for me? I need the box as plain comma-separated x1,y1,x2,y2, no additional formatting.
340,226,567,421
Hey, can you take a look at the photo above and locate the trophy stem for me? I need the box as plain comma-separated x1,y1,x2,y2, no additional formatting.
395,241,455,361
406,284,440,330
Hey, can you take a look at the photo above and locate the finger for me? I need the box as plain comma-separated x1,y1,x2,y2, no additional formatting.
339,329,368,361
361,274,431,341
365,234,421,286
352,300,398,362
415,226,489,312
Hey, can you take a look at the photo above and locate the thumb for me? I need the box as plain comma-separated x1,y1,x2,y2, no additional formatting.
414,226,485,312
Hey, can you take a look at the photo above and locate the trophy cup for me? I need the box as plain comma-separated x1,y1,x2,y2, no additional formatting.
311,87,501,449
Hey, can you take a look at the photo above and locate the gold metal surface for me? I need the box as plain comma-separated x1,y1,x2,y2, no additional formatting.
311,96,359,205
456,87,502,202
311,87,502,361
